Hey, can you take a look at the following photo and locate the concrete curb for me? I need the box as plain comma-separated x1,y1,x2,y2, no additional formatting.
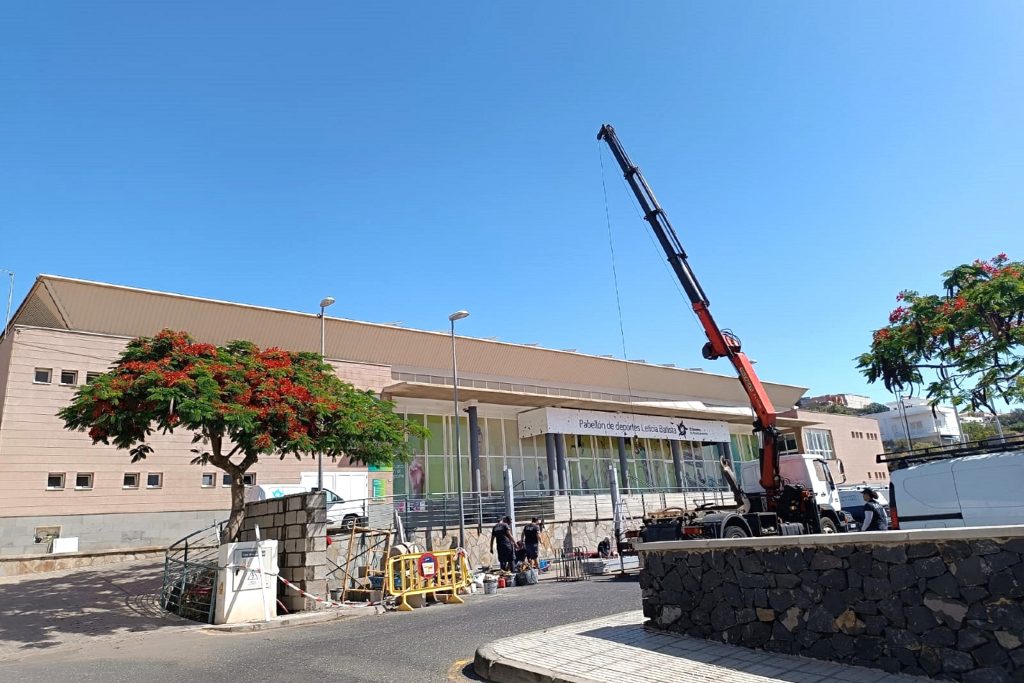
473,644,595,683
203,607,368,633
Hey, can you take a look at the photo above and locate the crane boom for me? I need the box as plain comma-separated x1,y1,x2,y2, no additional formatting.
597,123,781,495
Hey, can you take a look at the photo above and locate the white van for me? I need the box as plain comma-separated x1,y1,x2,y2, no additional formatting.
888,450,1024,530
245,484,366,530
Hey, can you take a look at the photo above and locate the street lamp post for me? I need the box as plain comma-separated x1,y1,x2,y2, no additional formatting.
449,310,470,548
318,296,335,492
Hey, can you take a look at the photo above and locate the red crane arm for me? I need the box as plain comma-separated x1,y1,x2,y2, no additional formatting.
597,124,781,494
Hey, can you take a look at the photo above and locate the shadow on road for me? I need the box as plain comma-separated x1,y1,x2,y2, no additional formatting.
0,561,190,660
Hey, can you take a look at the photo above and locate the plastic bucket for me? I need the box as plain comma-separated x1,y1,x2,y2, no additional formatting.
483,580,497,595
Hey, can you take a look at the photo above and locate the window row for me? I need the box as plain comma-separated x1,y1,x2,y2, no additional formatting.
394,412,746,495
34,368,102,386
850,430,879,441
865,470,889,480
45,472,256,490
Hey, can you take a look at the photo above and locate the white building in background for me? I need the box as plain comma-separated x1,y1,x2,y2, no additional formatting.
866,398,962,448
800,393,875,410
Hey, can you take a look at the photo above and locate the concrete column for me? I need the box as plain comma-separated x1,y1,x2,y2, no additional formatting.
544,433,558,496
467,404,481,493
555,434,568,494
616,437,630,495
670,440,684,493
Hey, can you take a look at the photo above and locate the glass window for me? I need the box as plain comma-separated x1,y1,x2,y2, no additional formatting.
34,368,52,384
123,473,140,489
484,418,504,457
60,370,78,386
86,372,103,383
75,473,93,489
804,429,835,459
147,473,163,488
243,473,256,486
425,415,445,456
201,473,215,487
47,473,65,490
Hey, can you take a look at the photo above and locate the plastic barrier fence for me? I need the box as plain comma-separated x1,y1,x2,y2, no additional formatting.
384,549,472,612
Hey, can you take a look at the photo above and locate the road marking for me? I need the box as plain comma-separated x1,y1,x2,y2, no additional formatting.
447,658,478,681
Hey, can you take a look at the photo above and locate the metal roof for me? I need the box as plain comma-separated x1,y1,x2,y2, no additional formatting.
11,275,807,409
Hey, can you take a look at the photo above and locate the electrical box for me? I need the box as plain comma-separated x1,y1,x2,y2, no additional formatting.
214,540,278,624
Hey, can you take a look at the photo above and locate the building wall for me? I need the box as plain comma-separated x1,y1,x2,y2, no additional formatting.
782,410,888,485
0,327,386,524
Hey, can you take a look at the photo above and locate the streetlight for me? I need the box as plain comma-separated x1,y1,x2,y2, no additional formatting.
317,296,336,492
449,310,469,548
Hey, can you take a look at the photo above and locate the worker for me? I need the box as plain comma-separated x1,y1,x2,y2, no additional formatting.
490,516,516,571
860,488,889,532
522,517,542,568
597,537,612,558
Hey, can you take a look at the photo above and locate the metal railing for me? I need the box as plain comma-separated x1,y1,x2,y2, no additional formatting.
161,520,225,624
554,546,590,582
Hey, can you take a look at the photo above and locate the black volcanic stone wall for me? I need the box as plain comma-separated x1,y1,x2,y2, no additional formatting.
640,537,1024,682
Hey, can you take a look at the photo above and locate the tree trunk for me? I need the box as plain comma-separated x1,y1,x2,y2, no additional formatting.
223,474,247,544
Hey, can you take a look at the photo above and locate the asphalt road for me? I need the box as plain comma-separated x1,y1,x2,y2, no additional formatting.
0,576,642,683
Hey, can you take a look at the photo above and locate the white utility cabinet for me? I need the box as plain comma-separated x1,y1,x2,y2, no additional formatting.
214,540,278,624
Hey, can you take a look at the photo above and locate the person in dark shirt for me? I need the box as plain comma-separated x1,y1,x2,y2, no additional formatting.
514,541,528,567
522,517,542,568
597,537,612,558
860,488,889,532
491,516,516,571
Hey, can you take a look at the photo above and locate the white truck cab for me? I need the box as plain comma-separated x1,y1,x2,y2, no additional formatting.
739,453,845,512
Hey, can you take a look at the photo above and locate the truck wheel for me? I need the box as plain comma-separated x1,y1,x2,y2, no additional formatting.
819,517,838,534
723,525,749,539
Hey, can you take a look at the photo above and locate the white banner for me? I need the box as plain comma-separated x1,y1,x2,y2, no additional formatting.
518,407,730,443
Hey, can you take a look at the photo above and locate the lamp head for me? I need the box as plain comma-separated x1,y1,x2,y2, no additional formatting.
448,310,470,322
319,296,336,309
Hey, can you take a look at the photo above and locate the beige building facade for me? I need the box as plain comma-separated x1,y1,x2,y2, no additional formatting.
0,275,812,555
779,409,889,486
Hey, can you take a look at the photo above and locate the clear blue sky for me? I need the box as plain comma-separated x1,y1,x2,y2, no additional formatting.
2,3,1023,403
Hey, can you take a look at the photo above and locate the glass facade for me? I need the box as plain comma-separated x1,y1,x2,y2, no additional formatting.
393,411,751,495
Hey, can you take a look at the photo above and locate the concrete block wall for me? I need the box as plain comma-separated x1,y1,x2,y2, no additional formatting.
240,492,327,613
640,528,1024,682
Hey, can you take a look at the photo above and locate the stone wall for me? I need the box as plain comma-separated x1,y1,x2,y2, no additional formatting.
239,492,327,613
640,528,1024,682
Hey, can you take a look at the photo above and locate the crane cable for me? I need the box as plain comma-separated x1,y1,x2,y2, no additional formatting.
598,143,637,419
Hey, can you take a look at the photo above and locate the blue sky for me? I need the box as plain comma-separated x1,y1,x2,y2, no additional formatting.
2,3,1022,403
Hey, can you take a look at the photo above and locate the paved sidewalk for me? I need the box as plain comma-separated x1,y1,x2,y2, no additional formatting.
474,611,931,683
0,559,196,662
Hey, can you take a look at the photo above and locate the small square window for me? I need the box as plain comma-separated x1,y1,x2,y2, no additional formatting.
34,368,52,384
221,473,256,486
75,473,93,489
201,473,215,487
46,473,65,490
86,372,103,384
147,473,163,489
123,473,140,489
60,370,79,386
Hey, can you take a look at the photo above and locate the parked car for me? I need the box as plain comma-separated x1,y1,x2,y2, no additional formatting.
245,484,366,530
887,449,1024,530
837,485,890,531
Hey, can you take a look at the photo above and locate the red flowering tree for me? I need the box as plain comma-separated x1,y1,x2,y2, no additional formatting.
58,329,426,542
858,254,1024,425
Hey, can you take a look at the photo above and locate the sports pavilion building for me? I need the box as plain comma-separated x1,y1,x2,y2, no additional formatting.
0,275,814,554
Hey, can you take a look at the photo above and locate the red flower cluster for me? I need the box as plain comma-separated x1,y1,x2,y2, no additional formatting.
873,329,891,342
888,306,908,323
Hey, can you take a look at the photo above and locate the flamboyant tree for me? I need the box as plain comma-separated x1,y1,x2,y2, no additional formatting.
59,329,426,542
857,254,1024,427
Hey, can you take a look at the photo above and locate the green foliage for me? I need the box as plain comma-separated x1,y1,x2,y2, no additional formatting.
858,254,1024,414
962,421,999,442
857,402,890,415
